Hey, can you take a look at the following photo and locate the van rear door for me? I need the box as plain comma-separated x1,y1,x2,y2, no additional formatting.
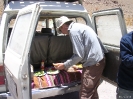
4,3,40,99
92,8,127,85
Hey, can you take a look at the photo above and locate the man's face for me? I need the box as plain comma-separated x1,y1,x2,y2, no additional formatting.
59,24,69,35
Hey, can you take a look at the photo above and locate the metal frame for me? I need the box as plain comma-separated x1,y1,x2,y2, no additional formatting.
6,0,83,5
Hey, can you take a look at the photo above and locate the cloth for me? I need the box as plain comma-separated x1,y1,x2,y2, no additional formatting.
64,22,104,68
33,70,82,89
117,31,133,91
116,87,133,99
79,57,105,99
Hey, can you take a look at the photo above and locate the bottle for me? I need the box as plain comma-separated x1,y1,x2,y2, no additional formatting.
41,60,45,71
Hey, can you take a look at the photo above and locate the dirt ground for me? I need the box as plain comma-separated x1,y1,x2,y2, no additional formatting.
98,80,117,99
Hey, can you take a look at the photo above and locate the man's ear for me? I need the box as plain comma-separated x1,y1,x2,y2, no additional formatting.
64,24,69,29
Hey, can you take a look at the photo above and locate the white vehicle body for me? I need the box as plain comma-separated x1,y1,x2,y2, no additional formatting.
0,0,127,99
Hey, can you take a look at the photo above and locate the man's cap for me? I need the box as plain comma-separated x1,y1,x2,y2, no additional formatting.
56,16,72,33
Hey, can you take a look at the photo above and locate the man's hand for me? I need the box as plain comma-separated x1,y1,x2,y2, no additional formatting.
53,63,65,70
72,65,79,70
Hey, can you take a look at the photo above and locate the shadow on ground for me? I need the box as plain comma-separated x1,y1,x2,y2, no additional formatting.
42,91,79,99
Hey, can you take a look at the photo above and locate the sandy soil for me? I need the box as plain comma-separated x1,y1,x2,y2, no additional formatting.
98,80,117,99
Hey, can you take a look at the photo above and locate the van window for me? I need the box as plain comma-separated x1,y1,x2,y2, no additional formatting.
9,19,15,27
5,19,15,44
36,17,86,36
9,13,32,55
54,17,86,25
95,15,122,46
70,17,86,24
36,19,54,32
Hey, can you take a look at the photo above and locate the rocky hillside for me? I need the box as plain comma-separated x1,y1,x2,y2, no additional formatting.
82,0,133,31
0,0,133,31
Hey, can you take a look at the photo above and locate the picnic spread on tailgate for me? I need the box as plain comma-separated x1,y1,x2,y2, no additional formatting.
31,61,83,89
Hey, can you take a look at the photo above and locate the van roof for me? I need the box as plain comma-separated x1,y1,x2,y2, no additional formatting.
4,1,87,13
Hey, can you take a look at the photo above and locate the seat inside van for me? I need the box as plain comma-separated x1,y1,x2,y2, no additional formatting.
30,35,82,89
48,36,73,64
35,28,53,36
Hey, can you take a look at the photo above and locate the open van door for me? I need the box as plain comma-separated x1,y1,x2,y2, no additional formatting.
91,8,127,85
4,3,41,99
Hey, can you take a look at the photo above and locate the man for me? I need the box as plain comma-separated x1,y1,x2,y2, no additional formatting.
54,16,105,99
117,31,133,99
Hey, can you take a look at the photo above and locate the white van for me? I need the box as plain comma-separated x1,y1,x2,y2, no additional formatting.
0,0,127,99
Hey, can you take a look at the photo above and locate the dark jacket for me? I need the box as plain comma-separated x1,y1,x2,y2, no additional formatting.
117,31,133,91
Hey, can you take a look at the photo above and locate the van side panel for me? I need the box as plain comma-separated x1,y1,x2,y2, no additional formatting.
103,46,120,85
0,13,9,89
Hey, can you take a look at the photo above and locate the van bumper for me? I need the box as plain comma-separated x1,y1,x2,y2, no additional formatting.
32,83,81,99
